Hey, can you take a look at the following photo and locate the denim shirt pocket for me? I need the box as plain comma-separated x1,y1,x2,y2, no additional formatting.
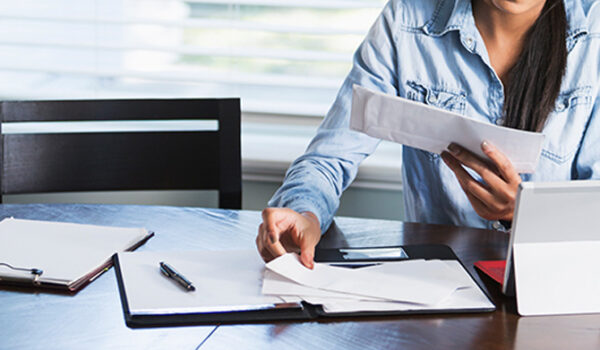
541,86,593,165
405,80,467,115
404,80,467,161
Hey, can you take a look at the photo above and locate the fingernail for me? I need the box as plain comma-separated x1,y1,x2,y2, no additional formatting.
448,144,460,155
301,254,314,269
481,140,490,151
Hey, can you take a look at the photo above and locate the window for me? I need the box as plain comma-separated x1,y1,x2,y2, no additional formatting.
0,0,384,116
0,0,401,189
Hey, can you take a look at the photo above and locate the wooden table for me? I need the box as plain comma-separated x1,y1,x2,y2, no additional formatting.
1,204,598,350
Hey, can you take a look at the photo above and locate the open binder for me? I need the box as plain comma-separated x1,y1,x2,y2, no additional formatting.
114,245,495,328
0,218,153,292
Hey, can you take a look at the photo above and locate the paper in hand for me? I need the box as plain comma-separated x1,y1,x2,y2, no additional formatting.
350,85,545,173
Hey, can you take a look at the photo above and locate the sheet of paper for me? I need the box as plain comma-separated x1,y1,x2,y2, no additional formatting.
265,254,466,305
263,270,381,301
119,250,298,315
350,85,544,173
306,261,494,314
263,259,456,301
0,217,150,286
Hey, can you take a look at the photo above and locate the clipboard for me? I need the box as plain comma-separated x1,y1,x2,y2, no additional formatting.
0,218,154,293
113,245,495,328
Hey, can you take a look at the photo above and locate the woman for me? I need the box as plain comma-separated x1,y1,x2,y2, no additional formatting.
256,0,600,268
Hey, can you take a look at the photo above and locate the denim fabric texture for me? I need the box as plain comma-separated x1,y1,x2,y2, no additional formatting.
269,0,600,232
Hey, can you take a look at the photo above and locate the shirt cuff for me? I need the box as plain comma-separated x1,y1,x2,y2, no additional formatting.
267,198,333,234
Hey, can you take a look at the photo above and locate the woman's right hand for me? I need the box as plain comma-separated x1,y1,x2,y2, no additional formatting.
256,208,321,269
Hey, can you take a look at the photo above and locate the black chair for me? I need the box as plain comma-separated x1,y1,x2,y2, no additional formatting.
0,98,241,209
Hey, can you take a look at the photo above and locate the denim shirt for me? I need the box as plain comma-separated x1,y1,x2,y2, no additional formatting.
269,0,600,232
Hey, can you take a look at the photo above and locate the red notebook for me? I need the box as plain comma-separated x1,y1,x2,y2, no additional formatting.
474,260,506,285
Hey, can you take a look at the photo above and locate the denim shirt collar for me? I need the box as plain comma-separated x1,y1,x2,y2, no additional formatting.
422,0,589,51
422,0,471,36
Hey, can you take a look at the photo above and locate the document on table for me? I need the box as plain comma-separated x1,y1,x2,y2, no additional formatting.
350,85,545,173
0,217,152,291
117,250,301,316
263,253,495,314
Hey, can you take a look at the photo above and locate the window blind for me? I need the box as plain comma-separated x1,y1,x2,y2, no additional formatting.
0,0,385,117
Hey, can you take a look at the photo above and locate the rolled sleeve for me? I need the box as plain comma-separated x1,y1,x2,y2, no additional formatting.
268,1,402,233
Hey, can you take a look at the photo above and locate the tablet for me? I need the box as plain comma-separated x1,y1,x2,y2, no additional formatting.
502,180,600,315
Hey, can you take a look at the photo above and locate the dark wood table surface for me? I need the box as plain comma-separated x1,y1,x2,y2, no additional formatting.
1,204,599,350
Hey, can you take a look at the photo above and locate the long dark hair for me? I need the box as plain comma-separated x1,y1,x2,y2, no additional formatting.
503,0,567,132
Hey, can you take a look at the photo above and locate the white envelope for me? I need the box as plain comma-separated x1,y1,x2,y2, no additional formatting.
265,253,465,306
263,257,494,314
262,270,381,301
350,85,545,173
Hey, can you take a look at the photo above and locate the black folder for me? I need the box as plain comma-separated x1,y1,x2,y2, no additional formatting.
113,244,495,328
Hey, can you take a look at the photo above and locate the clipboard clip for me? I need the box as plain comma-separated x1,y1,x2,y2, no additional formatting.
0,262,44,285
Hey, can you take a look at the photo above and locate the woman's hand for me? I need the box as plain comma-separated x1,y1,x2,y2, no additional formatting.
441,141,521,222
256,208,321,269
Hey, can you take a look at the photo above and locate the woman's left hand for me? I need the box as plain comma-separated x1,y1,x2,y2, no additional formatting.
441,141,521,222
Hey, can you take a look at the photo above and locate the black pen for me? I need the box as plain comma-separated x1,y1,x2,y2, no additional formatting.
159,261,195,292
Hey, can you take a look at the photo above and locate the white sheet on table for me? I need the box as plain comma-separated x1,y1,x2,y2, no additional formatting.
264,254,466,306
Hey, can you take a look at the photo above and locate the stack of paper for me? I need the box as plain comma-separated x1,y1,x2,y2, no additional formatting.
263,253,494,313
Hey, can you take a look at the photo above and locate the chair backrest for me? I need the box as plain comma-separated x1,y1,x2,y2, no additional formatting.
0,98,241,209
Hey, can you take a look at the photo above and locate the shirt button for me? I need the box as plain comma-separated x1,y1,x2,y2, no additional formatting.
428,94,438,103
496,118,504,126
556,102,567,111
492,221,503,230
465,37,473,47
